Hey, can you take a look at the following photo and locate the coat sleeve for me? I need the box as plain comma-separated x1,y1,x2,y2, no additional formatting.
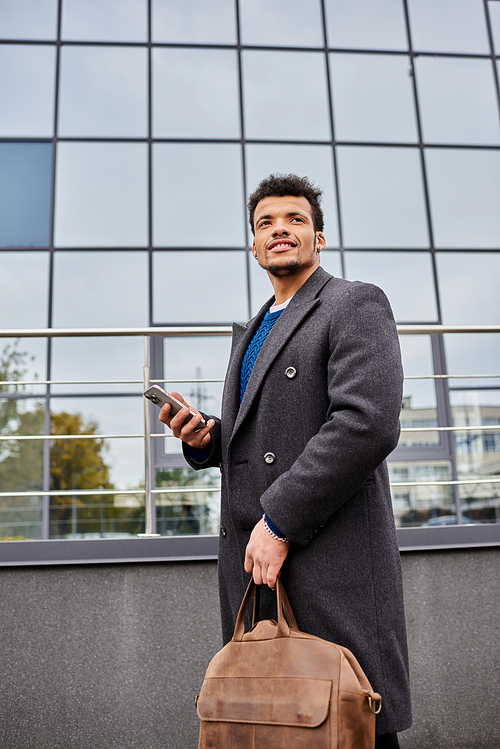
260,282,403,547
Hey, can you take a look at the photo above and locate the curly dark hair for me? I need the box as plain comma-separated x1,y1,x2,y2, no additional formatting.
247,174,324,235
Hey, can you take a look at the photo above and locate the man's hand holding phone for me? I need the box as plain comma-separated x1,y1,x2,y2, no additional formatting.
156,389,214,450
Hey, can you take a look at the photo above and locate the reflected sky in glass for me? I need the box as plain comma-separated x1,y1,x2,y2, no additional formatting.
0,143,52,248
0,252,49,327
245,143,339,246
337,146,429,248
240,0,323,47
416,57,500,145
153,251,248,323
153,48,240,138
242,51,330,141
152,0,236,43
436,253,500,325
490,2,500,53
445,333,500,389
399,335,437,409
0,337,47,396
325,0,408,50
51,397,144,489
61,0,147,41
0,45,55,137
407,0,489,53
426,149,500,249
58,46,148,137
345,251,437,322
52,251,148,327
329,53,417,143
0,0,57,39
153,144,245,248
51,337,145,394
54,143,148,247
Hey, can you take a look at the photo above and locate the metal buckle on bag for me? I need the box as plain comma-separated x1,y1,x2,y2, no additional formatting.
367,694,382,714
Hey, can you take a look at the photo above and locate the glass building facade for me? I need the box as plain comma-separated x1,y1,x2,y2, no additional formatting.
1,0,500,545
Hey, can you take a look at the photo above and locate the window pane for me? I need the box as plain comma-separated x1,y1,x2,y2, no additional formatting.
155,466,221,536
426,150,500,249
389,460,454,527
52,251,148,327
240,0,323,47
58,46,148,137
408,0,490,53
152,0,236,43
345,251,437,322
54,143,148,247
61,0,147,41
0,45,55,137
245,143,339,247
0,143,52,248
330,53,417,143
324,0,408,50
0,252,49,327
49,396,145,538
152,48,240,138
0,338,47,398
162,335,231,455
337,146,429,248
398,335,439,447
445,333,500,389
0,0,57,40
450,390,500,525
490,1,500,54
436,253,500,325
153,251,248,323
0,397,45,540
153,144,245,248
51,337,145,395
416,57,500,145
242,51,330,141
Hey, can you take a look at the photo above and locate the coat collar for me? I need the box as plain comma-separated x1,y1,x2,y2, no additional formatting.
223,266,333,447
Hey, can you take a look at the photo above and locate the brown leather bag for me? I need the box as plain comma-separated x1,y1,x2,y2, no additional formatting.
196,579,382,748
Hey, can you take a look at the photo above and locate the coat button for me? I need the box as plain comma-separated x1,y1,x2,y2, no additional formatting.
220,526,227,537
285,366,297,379
263,452,276,465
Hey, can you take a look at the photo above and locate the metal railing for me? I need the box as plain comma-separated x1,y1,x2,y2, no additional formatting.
1,324,500,543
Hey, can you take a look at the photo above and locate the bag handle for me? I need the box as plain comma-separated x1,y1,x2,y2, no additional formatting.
232,578,299,642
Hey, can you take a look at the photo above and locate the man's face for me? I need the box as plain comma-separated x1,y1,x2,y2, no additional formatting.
252,195,325,278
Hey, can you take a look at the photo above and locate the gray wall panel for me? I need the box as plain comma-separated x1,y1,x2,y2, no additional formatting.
0,549,498,749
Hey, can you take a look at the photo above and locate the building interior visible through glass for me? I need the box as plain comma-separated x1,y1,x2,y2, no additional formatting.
0,0,499,541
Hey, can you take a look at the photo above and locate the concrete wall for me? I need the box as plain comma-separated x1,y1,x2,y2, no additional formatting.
0,548,498,749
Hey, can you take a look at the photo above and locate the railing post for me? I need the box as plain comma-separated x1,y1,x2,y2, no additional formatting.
139,335,160,537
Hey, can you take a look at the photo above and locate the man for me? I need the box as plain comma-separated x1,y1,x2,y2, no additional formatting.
160,174,412,747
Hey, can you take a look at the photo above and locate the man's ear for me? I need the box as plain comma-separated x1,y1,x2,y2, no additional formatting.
316,232,326,252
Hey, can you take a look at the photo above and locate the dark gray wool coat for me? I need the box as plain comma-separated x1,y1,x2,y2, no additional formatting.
184,266,412,735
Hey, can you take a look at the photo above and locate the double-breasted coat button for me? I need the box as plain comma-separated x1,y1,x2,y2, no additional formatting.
263,452,276,465
285,366,297,379
220,526,227,537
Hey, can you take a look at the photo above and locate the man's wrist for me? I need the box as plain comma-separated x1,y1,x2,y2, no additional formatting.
263,513,290,543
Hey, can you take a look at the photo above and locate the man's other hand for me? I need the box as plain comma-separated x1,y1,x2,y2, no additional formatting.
158,391,214,449
244,517,290,590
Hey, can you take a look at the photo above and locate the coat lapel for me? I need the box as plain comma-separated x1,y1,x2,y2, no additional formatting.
227,267,333,447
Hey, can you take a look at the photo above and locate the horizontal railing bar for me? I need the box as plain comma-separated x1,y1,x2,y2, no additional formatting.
1,478,498,499
0,324,499,339
0,376,243,387
404,374,500,380
2,424,499,442
0,486,220,498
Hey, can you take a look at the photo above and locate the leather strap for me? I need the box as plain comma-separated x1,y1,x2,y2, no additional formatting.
233,579,299,642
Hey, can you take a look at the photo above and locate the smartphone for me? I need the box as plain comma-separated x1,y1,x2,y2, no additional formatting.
143,384,207,430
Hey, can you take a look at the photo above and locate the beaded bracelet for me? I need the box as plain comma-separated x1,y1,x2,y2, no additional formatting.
263,513,290,543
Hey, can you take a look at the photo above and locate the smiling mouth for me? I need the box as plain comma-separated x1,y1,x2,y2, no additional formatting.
267,240,297,252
